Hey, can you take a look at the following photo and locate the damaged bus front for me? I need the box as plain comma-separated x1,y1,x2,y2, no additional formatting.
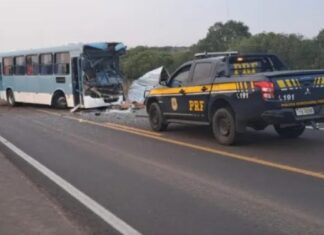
80,42,126,108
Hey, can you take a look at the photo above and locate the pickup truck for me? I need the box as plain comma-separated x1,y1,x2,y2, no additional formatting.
144,52,324,145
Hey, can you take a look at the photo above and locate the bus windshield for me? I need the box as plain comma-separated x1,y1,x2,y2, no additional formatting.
82,43,126,98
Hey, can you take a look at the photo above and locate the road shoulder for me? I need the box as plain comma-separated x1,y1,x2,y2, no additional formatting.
0,151,83,235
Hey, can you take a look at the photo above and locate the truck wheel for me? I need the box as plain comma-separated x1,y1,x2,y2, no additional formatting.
274,124,305,138
52,92,67,109
149,103,168,132
212,107,237,145
7,90,16,107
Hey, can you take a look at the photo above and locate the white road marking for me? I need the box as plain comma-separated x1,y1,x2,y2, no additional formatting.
306,126,324,131
0,135,141,235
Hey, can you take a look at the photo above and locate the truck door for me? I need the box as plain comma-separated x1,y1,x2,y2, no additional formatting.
185,62,214,121
162,64,192,119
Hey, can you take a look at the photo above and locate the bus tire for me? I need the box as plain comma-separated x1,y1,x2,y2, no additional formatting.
7,90,17,107
274,124,305,138
212,107,238,145
148,102,168,132
52,92,67,109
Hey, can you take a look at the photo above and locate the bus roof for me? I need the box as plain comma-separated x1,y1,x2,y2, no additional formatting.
0,42,125,58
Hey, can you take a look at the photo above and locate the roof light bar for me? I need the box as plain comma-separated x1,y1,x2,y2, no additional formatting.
194,51,239,59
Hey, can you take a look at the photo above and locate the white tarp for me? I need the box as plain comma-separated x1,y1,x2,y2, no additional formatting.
127,67,163,103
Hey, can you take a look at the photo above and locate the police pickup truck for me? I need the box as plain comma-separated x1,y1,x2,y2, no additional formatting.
144,52,324,145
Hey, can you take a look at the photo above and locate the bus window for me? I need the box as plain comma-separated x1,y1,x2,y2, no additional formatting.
14,56,26,75
55,52,70,75
40,53,53,75
26,55,39,75
3,57,14,76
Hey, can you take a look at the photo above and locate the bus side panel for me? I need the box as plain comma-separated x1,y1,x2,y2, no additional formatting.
14,76,34,103
36,75,55,105
30,75,74,107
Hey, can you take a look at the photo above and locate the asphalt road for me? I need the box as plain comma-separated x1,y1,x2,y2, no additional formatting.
1,105,324,235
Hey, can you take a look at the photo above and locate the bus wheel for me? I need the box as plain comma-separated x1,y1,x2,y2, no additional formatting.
52,92,67,109
212,107,237,145
7,90,16,107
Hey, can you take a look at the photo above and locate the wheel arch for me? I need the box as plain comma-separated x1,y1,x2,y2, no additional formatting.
6,87,13,94
145,97,159,112
208,96,246,133
51,89,66,106
6,87,14,100
208,97,235,122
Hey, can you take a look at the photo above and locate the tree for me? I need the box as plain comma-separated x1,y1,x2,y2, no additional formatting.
192,20,251,52
314,29,324,69
234,32,320,69
121,47,176,80
120,22,324,82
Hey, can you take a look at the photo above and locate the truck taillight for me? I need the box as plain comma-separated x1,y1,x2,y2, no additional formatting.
254,81,274,100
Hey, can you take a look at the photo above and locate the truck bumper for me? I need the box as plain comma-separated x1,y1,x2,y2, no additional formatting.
261,105,324,124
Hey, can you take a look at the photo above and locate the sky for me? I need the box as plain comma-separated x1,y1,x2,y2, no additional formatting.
0,0,324,51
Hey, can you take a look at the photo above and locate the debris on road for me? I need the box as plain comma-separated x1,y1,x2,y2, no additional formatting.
127,66,168,104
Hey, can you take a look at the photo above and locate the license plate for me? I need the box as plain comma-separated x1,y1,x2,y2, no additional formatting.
295,107,315,116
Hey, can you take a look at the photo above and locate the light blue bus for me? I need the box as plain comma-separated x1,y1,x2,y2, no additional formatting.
0,42,126,109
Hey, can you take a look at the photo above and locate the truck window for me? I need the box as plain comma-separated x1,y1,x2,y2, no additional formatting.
170,65,191,87
192,62,212,84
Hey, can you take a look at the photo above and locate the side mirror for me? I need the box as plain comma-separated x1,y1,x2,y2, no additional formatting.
159,80,168,86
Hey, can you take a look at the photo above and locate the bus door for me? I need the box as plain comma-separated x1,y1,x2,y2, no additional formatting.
72,57,81,106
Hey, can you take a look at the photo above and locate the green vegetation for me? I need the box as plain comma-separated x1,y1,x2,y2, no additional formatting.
121,20,324,80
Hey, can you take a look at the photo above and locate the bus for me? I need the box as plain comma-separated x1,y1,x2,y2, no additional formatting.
0,42,126,109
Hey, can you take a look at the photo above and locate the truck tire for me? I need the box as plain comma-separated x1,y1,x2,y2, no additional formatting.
274,124,305,138
52,92,67,109
7,90,17,107
212,107,237,145
149,102,168,132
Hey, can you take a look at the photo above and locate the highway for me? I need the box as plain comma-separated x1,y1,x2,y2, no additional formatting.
1,105,324,235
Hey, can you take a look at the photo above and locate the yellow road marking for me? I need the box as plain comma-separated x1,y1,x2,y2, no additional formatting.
37,109,324,181
103,122,162,136
37,109,162,137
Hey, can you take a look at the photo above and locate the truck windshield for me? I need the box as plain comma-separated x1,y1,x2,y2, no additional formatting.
228,55,286,76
